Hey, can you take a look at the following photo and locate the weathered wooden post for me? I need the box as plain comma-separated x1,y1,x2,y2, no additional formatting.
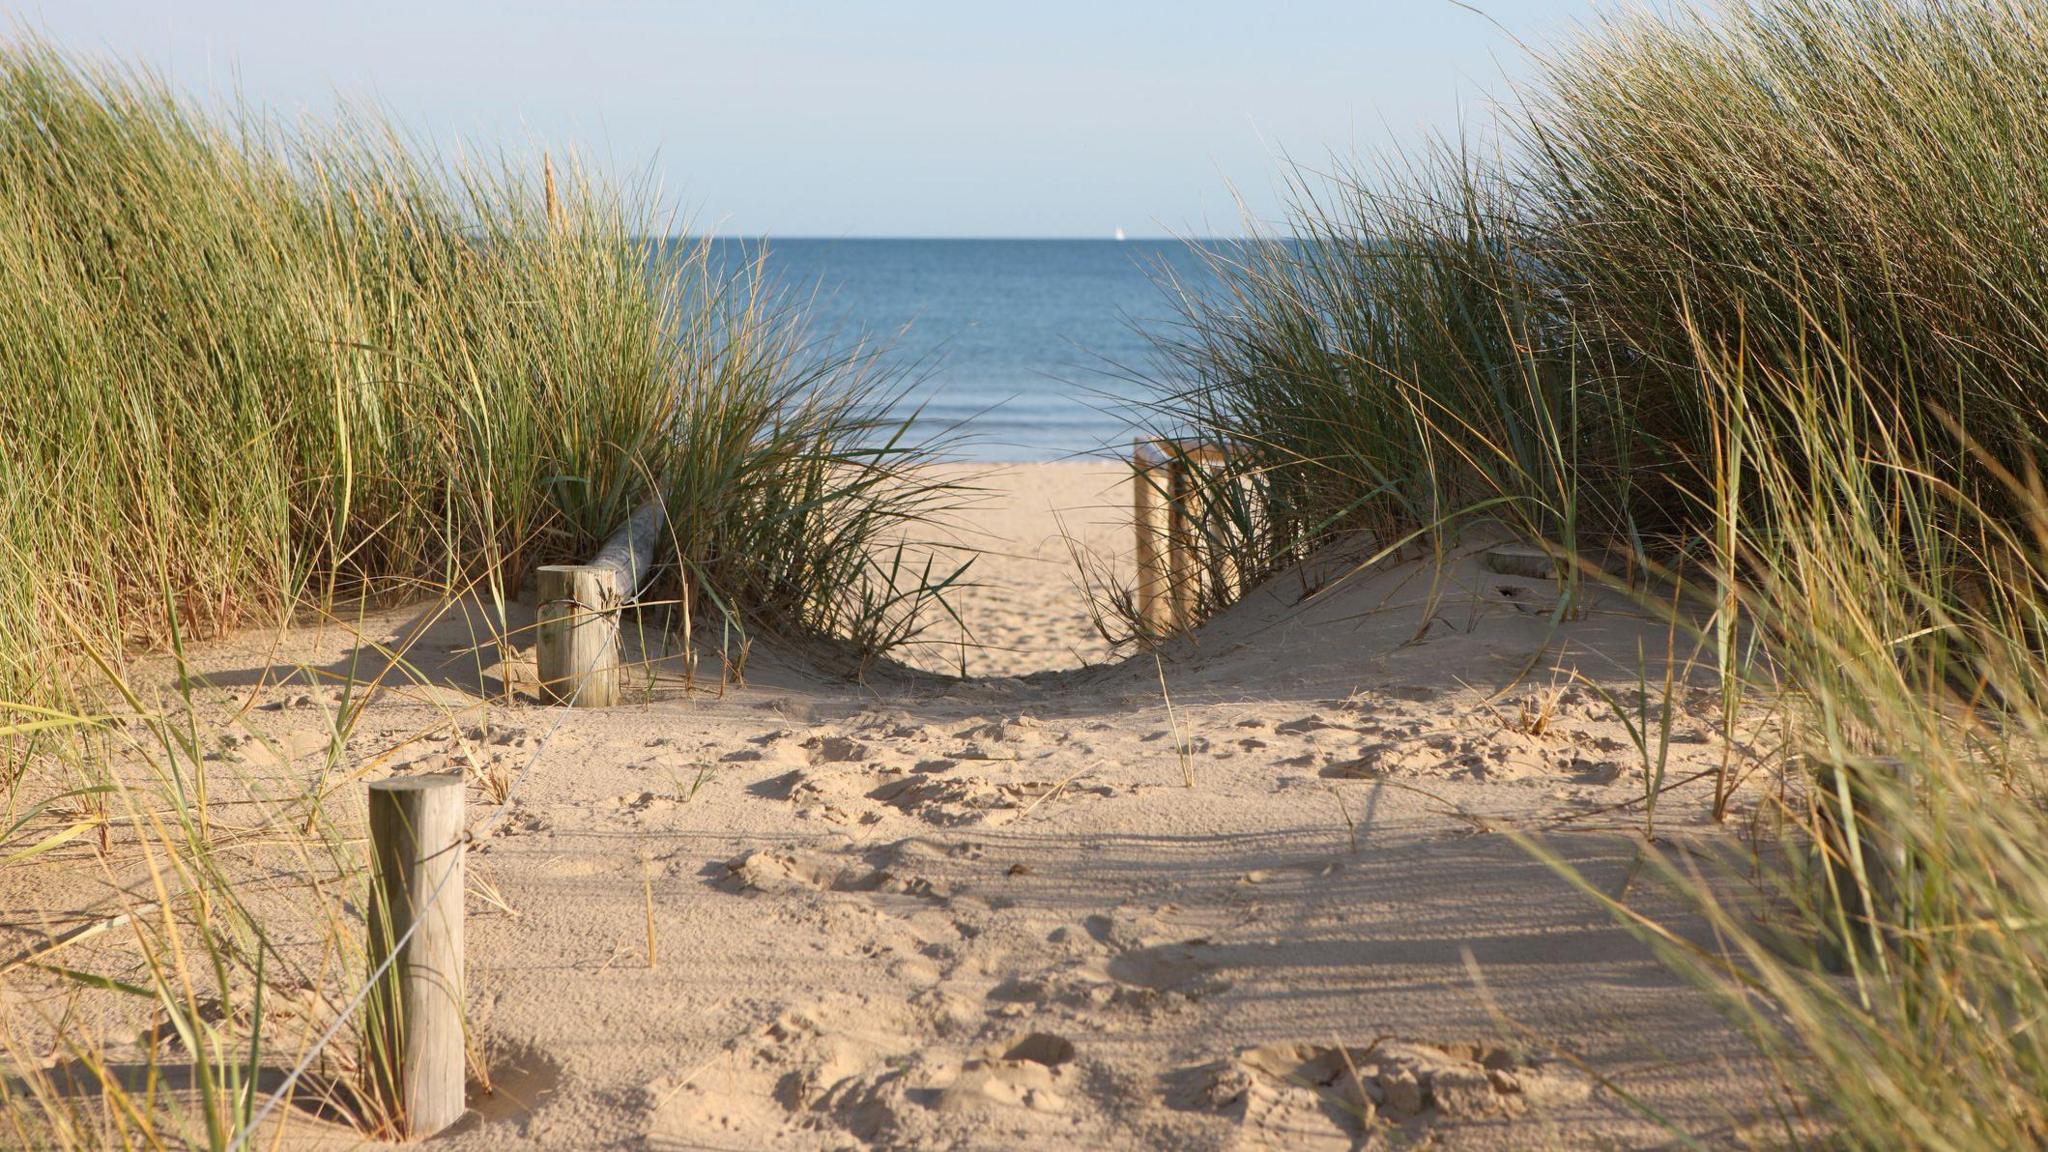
535,503,665,708
1178,444,1237,610
1209,454,1245,605
536,565,623,707
1132,440,1173,638
1167,447,1198,631
366,775,466,1140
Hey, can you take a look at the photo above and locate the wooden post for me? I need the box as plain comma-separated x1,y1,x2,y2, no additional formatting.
1167,450,1197,631
1185,447,1238,607
1132,440,1172,639
534,503,667,708
366,775,466,1140
536,565,622,707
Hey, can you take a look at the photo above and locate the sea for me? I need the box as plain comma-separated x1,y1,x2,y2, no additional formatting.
703,238,1222,462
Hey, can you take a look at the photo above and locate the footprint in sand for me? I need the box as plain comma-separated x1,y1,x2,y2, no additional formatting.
987,962,1205,1020
797,732,874,764
934,1031,1078,1115
231,728,336,770
253,686,345,712
751,766,879,825
613,791,679,821
1323,737,1438,779
1103,938,1231,999
1168,1038,1590,1149
644,1000,923,1148
716,843,954,902
379,723,533,789
647,1006,1083,1147
976,910,1233,1016
956,715,1046,745
866,774,1114,827
718,848,854,895
1383,685,1441,703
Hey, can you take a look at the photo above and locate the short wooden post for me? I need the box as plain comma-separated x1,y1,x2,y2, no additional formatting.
536,565,622,707
1186,447,1239,606
366,775,466,1140
1167,451,1198,630
1179,445,1214,606
534,503,666,708
1132,440,1172,638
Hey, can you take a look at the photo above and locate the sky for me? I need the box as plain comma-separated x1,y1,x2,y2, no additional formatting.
4,1,1599,237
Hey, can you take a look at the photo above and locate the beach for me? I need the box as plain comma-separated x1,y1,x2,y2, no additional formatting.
903,462,1134,677
4,462,1773,1150
12,4,2048,1145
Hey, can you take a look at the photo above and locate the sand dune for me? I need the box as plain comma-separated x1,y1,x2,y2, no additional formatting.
3,463,1776,1150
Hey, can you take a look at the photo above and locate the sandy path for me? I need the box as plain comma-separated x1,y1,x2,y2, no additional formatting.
902,462,1133,678
3,464,1779,1151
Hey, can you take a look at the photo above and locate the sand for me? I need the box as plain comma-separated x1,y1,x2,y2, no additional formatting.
893,462,1136,678
2,462,1782,1150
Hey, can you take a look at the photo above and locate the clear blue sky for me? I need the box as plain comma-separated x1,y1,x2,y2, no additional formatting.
6,1,1598,237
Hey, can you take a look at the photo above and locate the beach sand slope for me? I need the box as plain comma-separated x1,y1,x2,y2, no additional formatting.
4,463,1779,1150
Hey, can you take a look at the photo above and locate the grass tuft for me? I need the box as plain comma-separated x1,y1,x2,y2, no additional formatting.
0,35,966,1149
1143,0,2048,1144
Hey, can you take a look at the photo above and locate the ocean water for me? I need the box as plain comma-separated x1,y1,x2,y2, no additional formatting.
704,238,1220,462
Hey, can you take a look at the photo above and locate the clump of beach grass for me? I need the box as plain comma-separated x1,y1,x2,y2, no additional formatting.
1141,0,2048,1144
1,606,544,1149
1571,333,2048,1151
0,34,967,1149
1149,0,2048,588
0,37,964,711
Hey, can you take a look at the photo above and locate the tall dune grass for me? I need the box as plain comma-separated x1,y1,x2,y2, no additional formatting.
1156,0,2048,566
1571,335,2048,1151
0,39,961,707
1147,0,2048,1143
0,36,968,1149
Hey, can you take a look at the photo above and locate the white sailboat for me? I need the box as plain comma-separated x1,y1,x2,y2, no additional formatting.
1113,226,1127,242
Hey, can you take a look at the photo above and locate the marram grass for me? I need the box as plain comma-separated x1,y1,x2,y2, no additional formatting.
0,35,967,1151
1145,0,2048,1146
0,33,970,1147
0,38,963,708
